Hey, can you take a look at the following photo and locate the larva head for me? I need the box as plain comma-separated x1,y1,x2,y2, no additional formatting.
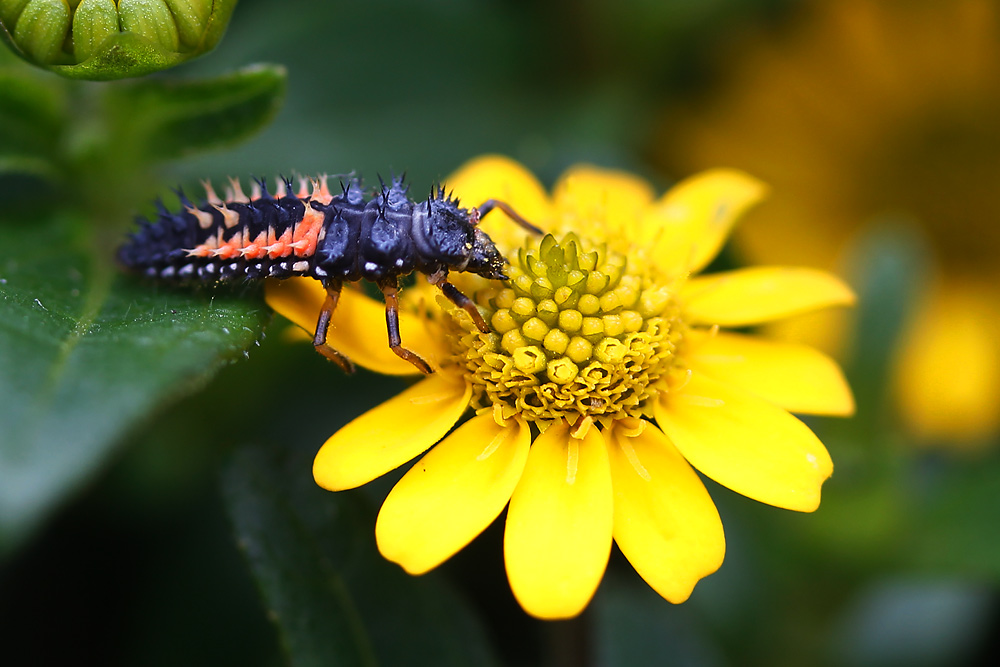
414,194,508,280
465,227,508,280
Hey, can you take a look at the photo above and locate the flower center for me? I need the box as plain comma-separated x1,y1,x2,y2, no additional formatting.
444,233,685,429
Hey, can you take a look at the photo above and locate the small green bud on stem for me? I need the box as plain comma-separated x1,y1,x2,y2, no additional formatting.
1,0,237,79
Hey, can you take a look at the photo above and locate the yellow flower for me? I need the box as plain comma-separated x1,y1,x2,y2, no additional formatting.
265,156,855,620
655,0,1000,444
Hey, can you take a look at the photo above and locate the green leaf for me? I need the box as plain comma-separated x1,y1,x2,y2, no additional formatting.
593,575,719,667
0,214,270,556
0,154,57,179
103,64,287,162
0,67,65,161
841,219,929,433
222,443,499,667
905,455,1000,579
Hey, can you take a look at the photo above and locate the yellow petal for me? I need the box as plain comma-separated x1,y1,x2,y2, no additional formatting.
375,415,530,574
607,423,725,603
446,155,554,249
895,286,1000,442
682,267,856,326
654,371,833,511
643,169,768,275
504,422,613,619
265,277,444,375
552,165,655,242
313,373,471,490
688,331,855,416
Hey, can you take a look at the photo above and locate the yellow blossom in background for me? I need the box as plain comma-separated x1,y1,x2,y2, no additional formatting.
266,156,855,619
655,0,1000,444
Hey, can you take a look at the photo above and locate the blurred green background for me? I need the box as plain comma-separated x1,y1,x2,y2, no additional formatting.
2,1,999,665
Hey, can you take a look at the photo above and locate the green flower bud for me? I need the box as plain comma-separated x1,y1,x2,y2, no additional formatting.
162,0,211,48
11,0,70,65
0,0,238,80
71,0,116,62
118,0,178,52
1,1,32,29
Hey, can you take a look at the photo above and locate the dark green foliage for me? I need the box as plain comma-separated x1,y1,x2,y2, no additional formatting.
0,215,270,555
223,444,499,667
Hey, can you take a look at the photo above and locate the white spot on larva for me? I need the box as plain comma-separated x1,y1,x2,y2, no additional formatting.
161,266,176,278
364,262,378,272
268,265,281,276
228,262,239,272
313,266,328,277
292,261,309,273
179,264,195,276
395,258,404,267
204,263,217,273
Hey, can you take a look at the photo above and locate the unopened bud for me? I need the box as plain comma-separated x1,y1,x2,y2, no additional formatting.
71,0,117,62
11,0,70,65
162,0,211,48
118,0,178,52
1,0,237,79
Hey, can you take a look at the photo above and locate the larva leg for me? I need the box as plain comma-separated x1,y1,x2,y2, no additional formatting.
427,269,489,333
313,279,356,373
474,199,543,235
378,280,433,374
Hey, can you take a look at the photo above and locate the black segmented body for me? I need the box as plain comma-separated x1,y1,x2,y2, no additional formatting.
118,175,507,284
119,174,539,373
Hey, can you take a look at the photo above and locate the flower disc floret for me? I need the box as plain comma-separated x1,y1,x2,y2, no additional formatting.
445,232,684,429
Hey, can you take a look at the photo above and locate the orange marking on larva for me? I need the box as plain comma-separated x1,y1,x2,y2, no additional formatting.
215,231,244,260
309,177,334,206
186,246,213,258
265,227,294,259
292,207,324,257
250,181,262,200
208,229,228,256
296,177,310,198
240,231,269,259
186,230,222,258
